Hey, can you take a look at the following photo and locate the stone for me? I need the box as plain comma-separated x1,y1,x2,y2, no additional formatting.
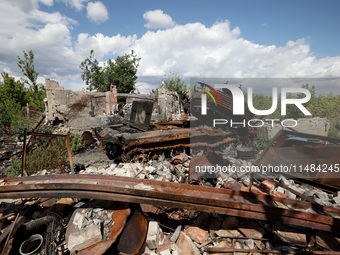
157,238,171,255
170,153,189,165
285,190,297,200
146,221,164,250
249,185,267,194
244,238,255,249
233,242,247,255
333,195,340,204
273,191,288,198
215,229,243,238
67,223,102,253
276,186,285,194
170,225,182,243
238,222,265,250
171,244,183,255
213,241,232,255
315,191,329,201
185,226,208,244
260,180,275,194
316,231,340,251
221,216,239,230
272,224,306,247
176,232,200,255
238,222,264,238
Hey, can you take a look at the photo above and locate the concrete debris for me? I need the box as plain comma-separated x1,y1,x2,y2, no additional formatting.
2,81,340,255
68,223,102,253
146,221,164,250
185,226,208,244
175,231,200,255
72,208,114,241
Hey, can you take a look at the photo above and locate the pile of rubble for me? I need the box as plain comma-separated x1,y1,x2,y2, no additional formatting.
1,80,340,254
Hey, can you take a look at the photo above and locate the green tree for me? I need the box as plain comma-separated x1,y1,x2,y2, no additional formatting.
80,50,141,93
162,72,187,100
17,50,46,112
0,72,26,122
17,50,39,92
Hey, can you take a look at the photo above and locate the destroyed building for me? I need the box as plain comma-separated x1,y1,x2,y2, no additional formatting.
0,78,340,254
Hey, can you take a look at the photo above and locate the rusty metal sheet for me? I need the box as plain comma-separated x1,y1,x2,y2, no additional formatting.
116,208,147,254
255,130,340,187
65,200,131,255
1,175,340,232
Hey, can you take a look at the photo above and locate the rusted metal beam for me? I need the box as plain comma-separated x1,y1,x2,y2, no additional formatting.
29,112,46,133
21,128,27,176
204,247,340,254
1,175,340,233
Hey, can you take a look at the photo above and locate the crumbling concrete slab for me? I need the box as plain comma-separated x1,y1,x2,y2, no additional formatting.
67,223,102,253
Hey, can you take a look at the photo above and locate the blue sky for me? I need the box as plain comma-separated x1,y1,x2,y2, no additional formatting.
0,0,340,93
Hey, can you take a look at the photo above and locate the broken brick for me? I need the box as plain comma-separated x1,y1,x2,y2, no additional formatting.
215,229,243,238
238,222,265,239
272,224,307,247
176,232,200,255
185,226,208,244
260,180,276,194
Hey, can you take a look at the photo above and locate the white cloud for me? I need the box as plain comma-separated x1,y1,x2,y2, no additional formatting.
58,0,88,11
0,1,339,93
143,9,175,29
131,20,340,80
38,0,54,6
86,1,109,24
75,33,136,58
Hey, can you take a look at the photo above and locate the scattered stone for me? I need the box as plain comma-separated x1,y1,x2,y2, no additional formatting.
176,232,200,255
316,231,340,251
273,191,288,198
333,194,340,204
185,226,208,244
213,241,232,255
146,221,164,250
314,191,330,201
170,225,182,243
134,183,155,190
157,238,171,255
285,190,297,200
68,223,102,253
260,180,275,194
244,238,255,249
170,153,189,165
238,222,265,238
215,229,243,238
272,224,307,247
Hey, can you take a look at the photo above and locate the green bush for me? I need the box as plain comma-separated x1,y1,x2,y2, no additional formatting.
5,156,22,177
328,126,340,137
254,132,270,151
25,137,67,174
69,133,84,154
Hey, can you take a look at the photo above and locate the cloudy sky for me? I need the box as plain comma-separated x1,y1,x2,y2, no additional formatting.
0,0,340,93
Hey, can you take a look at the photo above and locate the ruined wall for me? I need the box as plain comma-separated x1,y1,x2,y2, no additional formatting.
45,79,159,130
45,79,122,130
156,86,181,120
